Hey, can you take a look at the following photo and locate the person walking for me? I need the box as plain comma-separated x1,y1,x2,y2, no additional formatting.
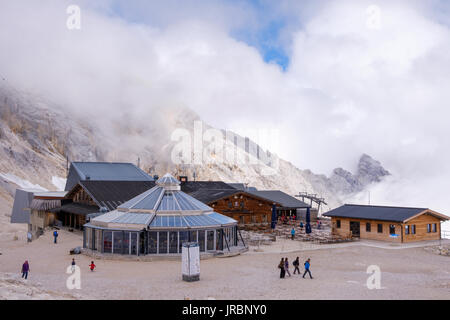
293,257,300,274
299,221,304,232
27,232,32,243
89,261,96,272
291,227,295,240
71,258,76,272
302,258,313,279
284,257,291,277
278,258,285,279
21,260,30,280
53,230,58,244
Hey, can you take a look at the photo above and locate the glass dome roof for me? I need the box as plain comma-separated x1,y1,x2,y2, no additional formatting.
117,173,212,214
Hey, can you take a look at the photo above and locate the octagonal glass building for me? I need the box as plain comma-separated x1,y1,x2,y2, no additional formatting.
83,173,239,256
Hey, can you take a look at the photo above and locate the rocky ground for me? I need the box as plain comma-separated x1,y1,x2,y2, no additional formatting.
1,225,449,300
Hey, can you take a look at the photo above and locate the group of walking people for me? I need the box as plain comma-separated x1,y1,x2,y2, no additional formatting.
278,257,313,279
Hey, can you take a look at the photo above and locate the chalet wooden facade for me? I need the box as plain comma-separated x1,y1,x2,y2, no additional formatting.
186,189,277,228
209,192,276,226
28,191,67,239
324,204,449,243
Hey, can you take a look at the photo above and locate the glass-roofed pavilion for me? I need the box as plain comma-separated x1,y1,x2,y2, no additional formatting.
83,173,240,256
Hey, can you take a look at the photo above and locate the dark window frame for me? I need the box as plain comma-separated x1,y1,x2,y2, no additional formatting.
366,222,371,232
377,223,383,233
336,220,341,228
411,225,416,234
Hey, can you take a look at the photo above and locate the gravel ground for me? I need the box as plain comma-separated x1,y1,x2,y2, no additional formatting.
1,228,449,300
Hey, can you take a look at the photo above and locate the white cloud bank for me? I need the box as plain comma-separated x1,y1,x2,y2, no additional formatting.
1,0,450,222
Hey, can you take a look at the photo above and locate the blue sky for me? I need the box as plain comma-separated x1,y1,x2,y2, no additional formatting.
105,0,305,71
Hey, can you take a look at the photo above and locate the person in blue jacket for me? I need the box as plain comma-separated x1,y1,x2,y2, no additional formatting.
53,230,58,244
291,227,295,240
303,258,313,279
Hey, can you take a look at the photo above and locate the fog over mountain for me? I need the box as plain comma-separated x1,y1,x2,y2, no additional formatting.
0,84,391,213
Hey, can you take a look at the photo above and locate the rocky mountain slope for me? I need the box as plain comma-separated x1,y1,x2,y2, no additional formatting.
0,84,390,213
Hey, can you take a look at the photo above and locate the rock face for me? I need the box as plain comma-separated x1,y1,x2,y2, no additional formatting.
328,154,391,195
0,84,390,212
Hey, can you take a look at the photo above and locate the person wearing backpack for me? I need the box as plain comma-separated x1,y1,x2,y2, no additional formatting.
53,230,58,244
303,258,313,279
278,258,285,279
293,257,300,274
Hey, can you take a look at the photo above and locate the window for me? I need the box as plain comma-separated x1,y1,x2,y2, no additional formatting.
199,230,205,252
240,201,245,209
228,202,232,208
207,230,215,250
240,216,245,224
411,225,416,234
113,232,123,254
389,225,396,235
179,231,189,253
234,201,239,207
262,215,268,223
366,223,371,232
95,229,102,251
169,231,178,253
427,224,431,233
130,233,138,255
405,225,409,235
159,231,168,254
377,224,383,233
216,229,223,251
251,215,256,223
336,220,341,228
123,232,130,254
148,232,158,254
432,223,437,233
103,231,112,253
189,230,198,243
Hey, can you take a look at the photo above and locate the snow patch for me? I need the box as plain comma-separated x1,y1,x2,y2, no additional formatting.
51,176,66,191
0,173,47,191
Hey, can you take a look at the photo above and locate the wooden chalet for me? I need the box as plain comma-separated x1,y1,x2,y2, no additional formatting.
180,178,311,228
187,188,278,227
323,204,450,243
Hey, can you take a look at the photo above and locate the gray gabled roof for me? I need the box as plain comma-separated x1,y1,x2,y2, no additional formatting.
65,162,153,191
10,189,36,223
322,204,448,222
247,190,310,208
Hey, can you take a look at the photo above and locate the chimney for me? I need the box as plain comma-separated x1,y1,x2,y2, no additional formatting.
179,176,188,184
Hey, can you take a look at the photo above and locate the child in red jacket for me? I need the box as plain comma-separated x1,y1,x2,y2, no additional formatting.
89,261,96,272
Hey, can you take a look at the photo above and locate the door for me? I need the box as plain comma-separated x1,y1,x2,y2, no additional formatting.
350,221,360,237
